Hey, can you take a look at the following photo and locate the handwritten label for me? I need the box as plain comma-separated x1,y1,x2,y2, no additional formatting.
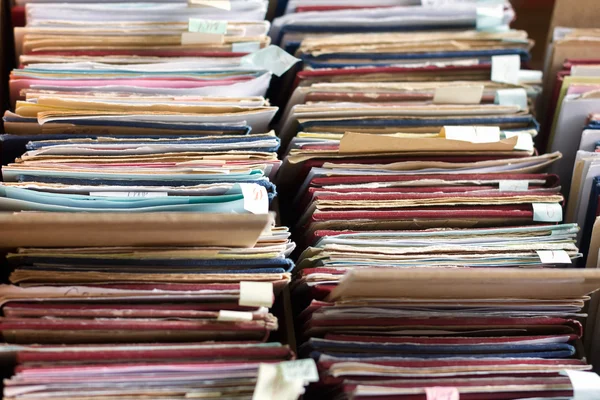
561,370,600,400
239,183,268,214
239,281,273,308
181,32,224,45
188,19,227,34
252,364,305,400
476,4,504,31
241,45,300,77
90,192,168,198
442,126,500,143
432,85,483,104
537,250,572,264
532,203,563,222
425,387,460,400
232,41,261,53
498,180,529,191
491,55,521,85
278,359,319,383
495,88,528,110
188,0,231,10
217,310,253,322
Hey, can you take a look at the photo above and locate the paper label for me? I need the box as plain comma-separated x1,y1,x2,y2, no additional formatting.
442,126,501,143
425,387,460,400
503,131,534,152
232,41,261,53
278,359,319,383
518,69,543,84
432,85,483,104
188,0,231,10
252,364,305,400
181,32,224,45
476,4,504,31
239,281,273,308
188,19,227,34
240,183,268,214
498,180,529,191
537,250,572,264
495,88,528,110
90,192,168,198
217,310,253,322
491,55,521,84
561,370,600,400
532,203,563,222
241,45,300,77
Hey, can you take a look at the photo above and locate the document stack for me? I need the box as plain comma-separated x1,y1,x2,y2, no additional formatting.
273,0,600,397
0,1,314,399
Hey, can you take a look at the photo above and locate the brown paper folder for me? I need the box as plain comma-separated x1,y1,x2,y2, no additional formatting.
0,212,272,248
328,268,600,301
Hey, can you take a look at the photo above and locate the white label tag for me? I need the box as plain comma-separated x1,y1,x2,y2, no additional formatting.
188,19,227,34
188,0,231,10
561,370,600,400
536,250,572,264
278,359,319,383
239,183,268,214
495,88,528,110
442,126,501,143
252,364,305,400
232,41,261,53
181,32,224,45
425,387,460,400
241,45,300,77
476,4,504,31
498,180,529,191
90,192,168,198
217,310,254,322
432,85,484,104
532,203,563,222
491,55,521,84
503,131,534,152
239,281,273,308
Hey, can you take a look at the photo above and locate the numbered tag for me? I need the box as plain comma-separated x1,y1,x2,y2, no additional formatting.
217,310,254,322
90,192,168,198
278,359,319,383
239,281,273,307
491,55,521,85
425,387,460,400
241,45,300,77
532,203,563,222
536,250,572,264
240,183,268,214
432,85,483,104
498,180,528,191
503,131,534,152
188,19,227,34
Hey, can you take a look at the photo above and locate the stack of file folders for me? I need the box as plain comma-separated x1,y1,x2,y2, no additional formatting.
271,1,600,397
0,1,313,399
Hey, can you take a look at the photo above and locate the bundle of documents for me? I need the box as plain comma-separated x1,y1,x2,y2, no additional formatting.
0,212,311,399
298,268,600,399
272,1,515,53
